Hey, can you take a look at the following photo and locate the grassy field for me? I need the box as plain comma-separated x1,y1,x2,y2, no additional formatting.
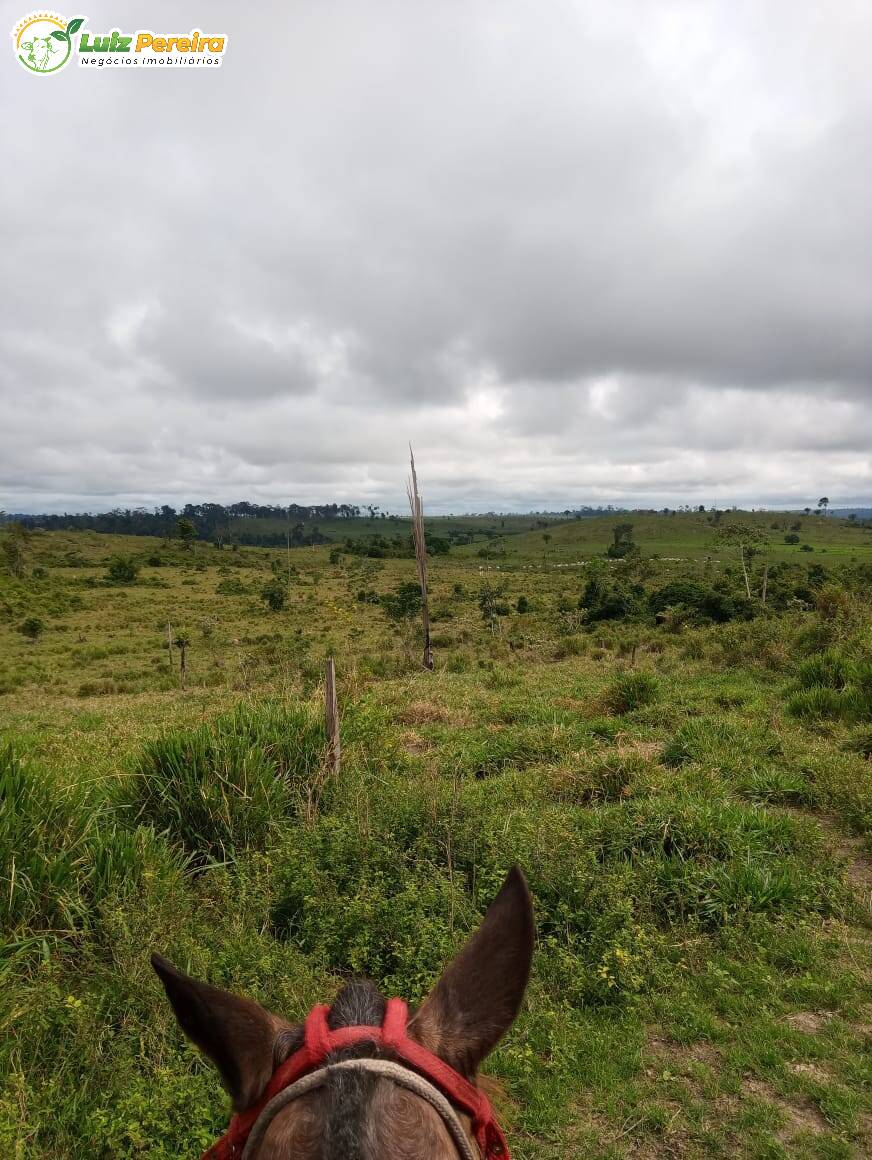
1,513,870,1158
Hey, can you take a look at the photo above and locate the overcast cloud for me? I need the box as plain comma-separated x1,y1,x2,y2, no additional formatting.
2,0,871,513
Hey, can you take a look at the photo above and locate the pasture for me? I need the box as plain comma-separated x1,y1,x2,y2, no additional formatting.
1,512,870,1158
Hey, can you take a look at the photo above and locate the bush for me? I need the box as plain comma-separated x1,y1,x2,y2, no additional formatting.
261,579,286,611
381,582,422,620
216,577,245,596
106,556,139,584
18,616,44,641
649,581,750,624
130,703,324,860
784,533,800,545
605,670,660,714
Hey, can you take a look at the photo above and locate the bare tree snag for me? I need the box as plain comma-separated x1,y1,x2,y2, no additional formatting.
407,447,434,670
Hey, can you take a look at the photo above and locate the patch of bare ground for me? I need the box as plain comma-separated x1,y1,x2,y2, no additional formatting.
400,730,435,754
396,700,451,725
555,695,603,716
787,1061,834,1083
742,1076,829,1140
646,1031,721,1070
785,1010,833,1034
617,738,662,761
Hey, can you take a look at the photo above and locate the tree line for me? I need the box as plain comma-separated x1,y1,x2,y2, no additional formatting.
3,502,365,544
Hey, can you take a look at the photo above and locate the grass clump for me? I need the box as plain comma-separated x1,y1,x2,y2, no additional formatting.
130,702,323,860
786,649,872,723
605,670,660,714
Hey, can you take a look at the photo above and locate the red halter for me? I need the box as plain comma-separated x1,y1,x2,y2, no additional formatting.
202,998,510,1159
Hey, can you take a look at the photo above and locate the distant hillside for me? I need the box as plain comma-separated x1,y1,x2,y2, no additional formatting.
832,508,872,520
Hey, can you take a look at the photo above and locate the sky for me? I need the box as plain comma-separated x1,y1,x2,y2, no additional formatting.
2,0,871,515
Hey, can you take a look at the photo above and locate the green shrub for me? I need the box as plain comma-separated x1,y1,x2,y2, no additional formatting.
260,579,286,611
18,616,44,641
105,556,139,584
381,582,422,620
216,577,245,596
272,817,474,996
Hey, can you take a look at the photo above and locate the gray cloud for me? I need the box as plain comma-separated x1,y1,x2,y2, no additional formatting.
2,0,871,513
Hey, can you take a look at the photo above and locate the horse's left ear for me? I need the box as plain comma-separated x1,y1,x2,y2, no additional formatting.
409,866,534,1076
151,954,290,1110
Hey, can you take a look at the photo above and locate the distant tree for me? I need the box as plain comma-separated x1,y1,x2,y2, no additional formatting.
18,616,44,641
478,582,510,630
174,634,190,689
714,523,768,602
803,507,812,516
818,497,830,517
784,533,800,545
177,517,197,548
606,523,638,559
1,522,30,578
106,556,139,584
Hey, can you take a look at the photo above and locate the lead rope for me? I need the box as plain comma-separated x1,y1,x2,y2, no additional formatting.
242,1057,479,1160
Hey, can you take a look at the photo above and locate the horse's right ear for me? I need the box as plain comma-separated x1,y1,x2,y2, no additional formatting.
409,866,534,1077
151,954,290,1111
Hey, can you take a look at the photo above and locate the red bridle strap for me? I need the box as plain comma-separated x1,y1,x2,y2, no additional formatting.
202,998,510,1159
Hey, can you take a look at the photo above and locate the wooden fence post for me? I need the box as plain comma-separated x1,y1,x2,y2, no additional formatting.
325,656,341,778
166,622,174,673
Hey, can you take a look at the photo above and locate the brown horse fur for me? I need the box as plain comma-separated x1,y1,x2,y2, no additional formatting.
152,866,534,1159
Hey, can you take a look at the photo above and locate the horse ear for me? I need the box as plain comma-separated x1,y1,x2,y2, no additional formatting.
151,954,288,1110
409,866,534,1076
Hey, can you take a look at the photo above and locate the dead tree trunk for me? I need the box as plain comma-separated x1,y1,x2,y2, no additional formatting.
407,447,434,670
174,635,189,690
166,622,174,673
325,656,341,779
739,547,752,601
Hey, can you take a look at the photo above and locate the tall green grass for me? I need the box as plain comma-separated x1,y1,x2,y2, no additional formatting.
130,702,325,860
0,742,178,945
786,649,872,723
